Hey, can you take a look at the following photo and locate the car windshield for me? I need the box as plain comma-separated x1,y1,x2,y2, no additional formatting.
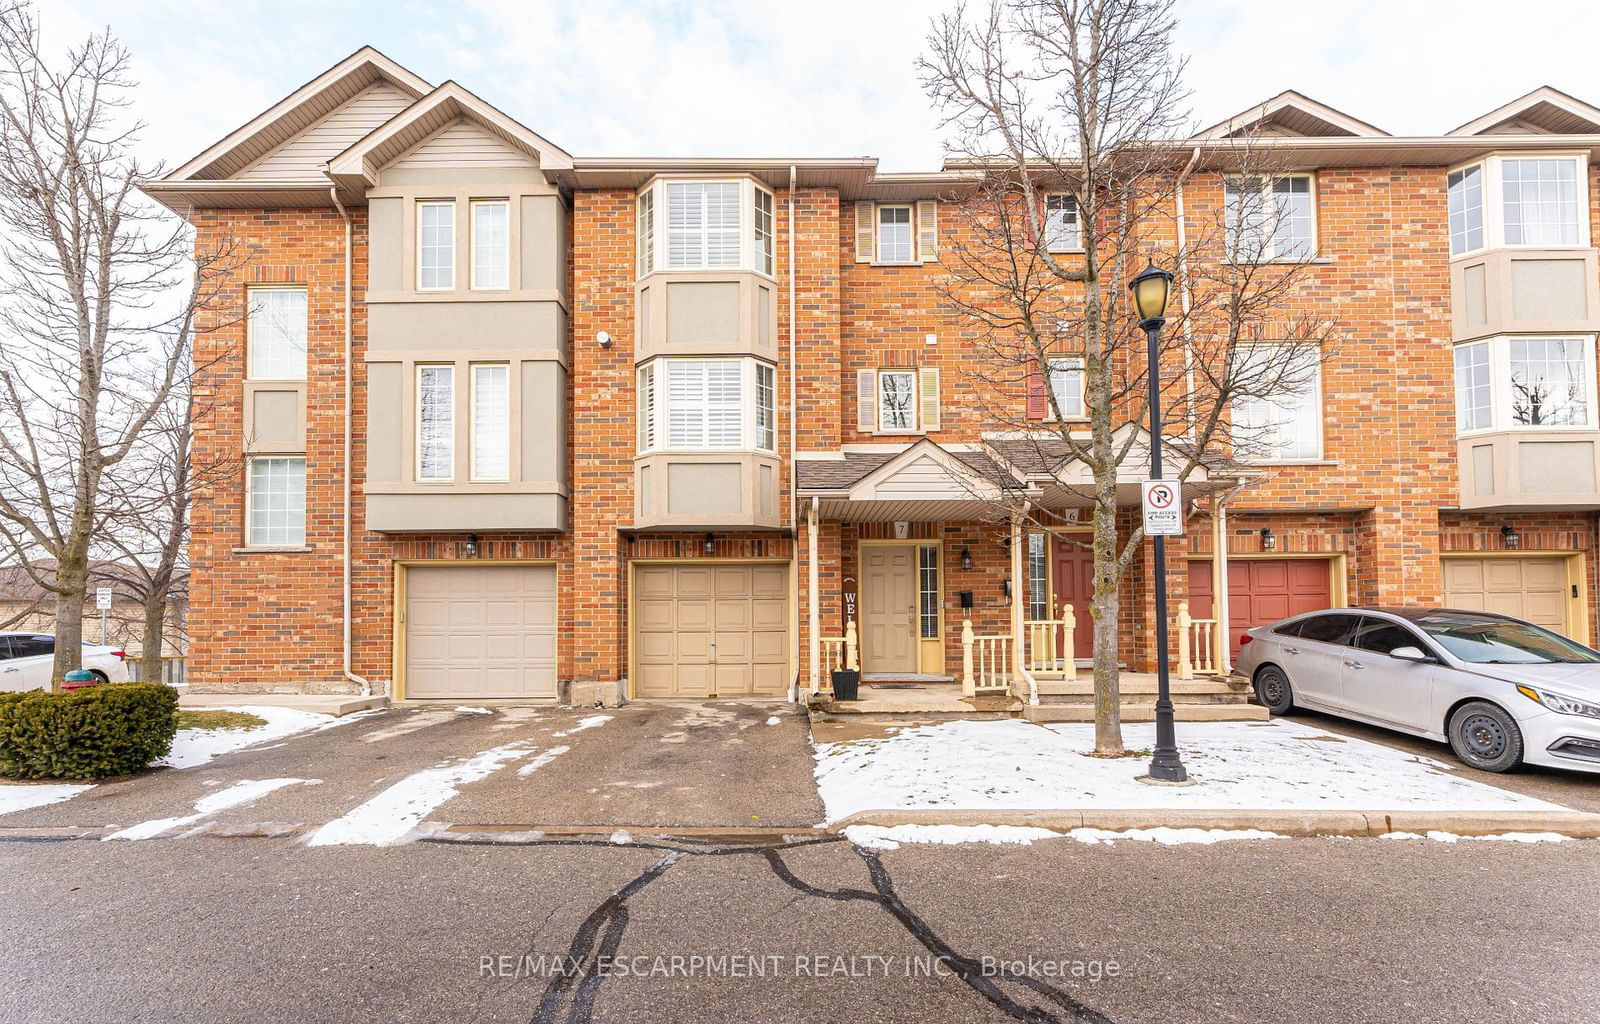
1415,614,1600,664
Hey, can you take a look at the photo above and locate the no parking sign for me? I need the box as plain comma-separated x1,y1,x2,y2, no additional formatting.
1140,480,1183,537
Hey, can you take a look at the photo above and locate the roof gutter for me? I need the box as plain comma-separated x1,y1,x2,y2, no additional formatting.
326,178,372,698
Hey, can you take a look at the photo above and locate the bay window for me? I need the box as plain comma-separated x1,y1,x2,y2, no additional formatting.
1447,155,1589,256
246,456,306,547
636,177,777,277
638,357,776,452
247,287,307,380
1225,175,1316,261
1453,335,1597,433
636,188,655,276
417,365,455,481
470,363,509,481
1231,344,1323,461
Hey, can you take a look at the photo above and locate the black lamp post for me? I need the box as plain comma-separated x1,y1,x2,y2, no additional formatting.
1129,263,1189,784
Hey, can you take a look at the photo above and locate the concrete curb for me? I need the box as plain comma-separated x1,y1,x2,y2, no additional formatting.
829,808,1600,839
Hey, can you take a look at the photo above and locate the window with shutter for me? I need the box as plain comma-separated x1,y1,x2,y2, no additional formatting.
854,203,875,263
666,182,742,270
856,368,877,430
916,200,938,262
876,205,914,264
878,370,917,432
1025,358,1049,420
918,366,941,431
1044,195,1081,252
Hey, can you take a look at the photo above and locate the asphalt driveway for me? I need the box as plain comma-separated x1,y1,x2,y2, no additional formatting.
0,701,825,836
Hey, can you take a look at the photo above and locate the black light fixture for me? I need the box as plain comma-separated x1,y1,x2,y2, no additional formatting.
1128,261,1187,785
464,533,480,558
1501,524,1521,550
1260,527,1276,551
1001,579,1012,600
704,532,716,556
960,546,974,570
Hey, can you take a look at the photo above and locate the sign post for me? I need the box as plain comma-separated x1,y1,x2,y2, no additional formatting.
1140,480,1183,537
95,586,112,645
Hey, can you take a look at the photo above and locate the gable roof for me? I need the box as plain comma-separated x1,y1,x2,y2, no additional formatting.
1450,86,1600,136
167,47,431,182
326,80,572,190
1193,90,1389,140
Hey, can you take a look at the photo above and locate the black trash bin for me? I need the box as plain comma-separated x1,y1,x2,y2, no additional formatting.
830,669,860,701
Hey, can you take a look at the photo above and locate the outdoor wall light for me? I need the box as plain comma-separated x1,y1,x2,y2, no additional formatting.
1129,262,1174,328
960,546,974,570
1501,524,1521,550
1259,527,1276,551
1001,579,1012,600
464,533,480,558
704,533,716,556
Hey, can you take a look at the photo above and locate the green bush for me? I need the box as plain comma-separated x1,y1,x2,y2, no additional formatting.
0,683,179,780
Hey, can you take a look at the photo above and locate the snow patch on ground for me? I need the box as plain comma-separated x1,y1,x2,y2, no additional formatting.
162,706,370,769
813,719,1564,823
766,716,781,726
306,742,534,847
1065,827,1286,846
844,823,1063,850
453,706,493,715
515,745,570,778
105,778,313,841
0,783,94,817
1381,830,1572,844
554,714,611,737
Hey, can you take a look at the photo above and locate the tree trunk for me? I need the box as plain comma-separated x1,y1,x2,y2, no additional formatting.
139,587,167,684
1090,490,1124,755
50,581,85,687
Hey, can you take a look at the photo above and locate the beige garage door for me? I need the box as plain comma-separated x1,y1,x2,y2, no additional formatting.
405,565,558,699
1442,556,1570,637
634,564,788,698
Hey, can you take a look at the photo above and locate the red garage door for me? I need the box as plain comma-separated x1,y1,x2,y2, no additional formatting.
1189,559,1332,658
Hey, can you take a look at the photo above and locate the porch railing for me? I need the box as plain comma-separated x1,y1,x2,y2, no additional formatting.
960,619,1012,695
1023,603,1076,676
820,618,859,678
127,656,188,687
1177,601,1218,679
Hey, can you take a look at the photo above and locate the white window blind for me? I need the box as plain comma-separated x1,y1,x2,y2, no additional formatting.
667,182,741,269
637,363,656,451
1225,176,1314,261
246,457,306,547
417,365,455,480
637,189,655,276
877,205,913,263
247,288,307,380
1044,195,1080,252
1502,158,1581,246
1232,345,1322,460
471,200,509,289
1047,358,1084,418
470,364,509,480
755,363,775,451
418,202,455,290
753,188,775,275
667,360,744,448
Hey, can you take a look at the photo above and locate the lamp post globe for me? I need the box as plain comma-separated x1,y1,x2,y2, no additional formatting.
1130,263,1174,328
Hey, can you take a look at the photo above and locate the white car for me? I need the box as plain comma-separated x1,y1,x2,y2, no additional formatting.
0,632,130,692
1234,608,1600,775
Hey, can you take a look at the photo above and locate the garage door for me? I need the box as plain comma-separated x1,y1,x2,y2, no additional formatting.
1442,556,1569,637
405,565,557,699
1190,558,1332,657
634,564,788,698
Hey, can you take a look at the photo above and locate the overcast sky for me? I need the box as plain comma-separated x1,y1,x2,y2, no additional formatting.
40,0,1600,172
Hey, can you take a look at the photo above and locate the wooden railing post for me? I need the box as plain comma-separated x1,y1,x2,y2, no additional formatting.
845,617,859,672
1061,603,1075,679
960,618,975,696
1177,600,1193,681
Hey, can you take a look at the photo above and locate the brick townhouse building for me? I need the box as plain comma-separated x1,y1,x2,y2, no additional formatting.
145,48,1600,705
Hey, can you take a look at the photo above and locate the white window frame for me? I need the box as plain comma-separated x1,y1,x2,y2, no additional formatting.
876,204,916,265
468,362,510,482
1447,164,1485,258
1044,194,1082,253
470,199,510,291
637,357,775,453
1453,334,1599,436
636,188,655,277
1446,154,1591,258
635,177,776,279
1046,357,1086,419
244,456,306,548
416,364,455,482
753,188,775,277
877,368,918,432
1230,344,1324,463
755,362,776,451
246,286,308,381
417,200,456,291
1225,175,1318,263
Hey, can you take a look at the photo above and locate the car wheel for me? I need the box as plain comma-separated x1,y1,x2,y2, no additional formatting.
89,670,108,684
1448,701,1524,773
1254,665,1294,716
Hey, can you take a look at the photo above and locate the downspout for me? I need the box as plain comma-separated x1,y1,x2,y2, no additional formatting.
808,496,820,697
1175,146,1201,426
328,179,372,697
789,165,801,700
1011,511,1039,706
1213,479,1250,677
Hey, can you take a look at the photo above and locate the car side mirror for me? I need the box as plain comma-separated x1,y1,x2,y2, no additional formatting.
1389,646,1430,663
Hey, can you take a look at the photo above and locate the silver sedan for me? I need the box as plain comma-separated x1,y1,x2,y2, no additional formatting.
1234,607,1600,775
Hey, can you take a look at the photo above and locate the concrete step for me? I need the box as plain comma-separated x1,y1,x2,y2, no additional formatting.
1025,703,1271,723
179,693,389,717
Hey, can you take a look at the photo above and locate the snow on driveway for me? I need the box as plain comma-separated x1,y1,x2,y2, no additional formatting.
814,718,1566,823
162,706,373,769
105,778,315,841
0,783,94,818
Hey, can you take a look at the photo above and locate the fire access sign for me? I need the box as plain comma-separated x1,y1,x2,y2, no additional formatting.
1141,480,1183,537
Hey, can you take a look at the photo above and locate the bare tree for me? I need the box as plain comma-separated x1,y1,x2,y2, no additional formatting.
0,4,233,685
922,0,1334,753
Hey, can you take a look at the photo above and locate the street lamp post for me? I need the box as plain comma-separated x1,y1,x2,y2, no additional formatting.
1129,263,1189,784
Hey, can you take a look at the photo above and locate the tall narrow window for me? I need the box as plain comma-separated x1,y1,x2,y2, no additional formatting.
755,363,776,451
1231,345,1322,461
247,288,307,380
636,188,655,276
1510,337,1588,426
246,457,306,547
417,365,454,480
877,205,913,263
1044,194,1080,252
1502,158,1581,246
637,362,656,451
471,200,509,290
666,182,741,269
1454,342,1491,432
470,364,509,481
418,201,455,290
1047,358,1085,419
667,360,744,448
918,546,939,639
878,370,917,431
1027,533,1049,620
1447,164,1484,256
753,188,775,275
